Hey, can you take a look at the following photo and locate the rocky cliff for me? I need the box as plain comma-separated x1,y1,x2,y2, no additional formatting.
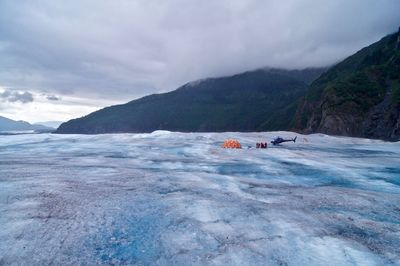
294,28,400,141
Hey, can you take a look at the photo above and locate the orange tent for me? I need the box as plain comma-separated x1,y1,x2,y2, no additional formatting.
222,139,242,149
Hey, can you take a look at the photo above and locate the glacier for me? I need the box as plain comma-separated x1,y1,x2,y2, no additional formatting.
0,131,399,265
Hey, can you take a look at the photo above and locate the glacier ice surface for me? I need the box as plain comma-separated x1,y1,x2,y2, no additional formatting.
0,132,399,265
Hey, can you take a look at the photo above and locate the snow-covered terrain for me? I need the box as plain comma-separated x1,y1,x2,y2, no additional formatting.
0,132,399,265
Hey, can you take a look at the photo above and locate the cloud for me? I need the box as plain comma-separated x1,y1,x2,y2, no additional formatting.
0,90,34,103
46,95,60,101
0,0,399,121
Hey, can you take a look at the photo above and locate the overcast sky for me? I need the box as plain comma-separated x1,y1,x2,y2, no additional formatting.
0,0,399,123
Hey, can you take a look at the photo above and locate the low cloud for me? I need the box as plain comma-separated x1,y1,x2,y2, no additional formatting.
0,90,34,103
0,0,399,103
0,0,399,122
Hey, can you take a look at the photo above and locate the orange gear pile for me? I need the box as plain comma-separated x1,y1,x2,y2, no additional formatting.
222,139,242,149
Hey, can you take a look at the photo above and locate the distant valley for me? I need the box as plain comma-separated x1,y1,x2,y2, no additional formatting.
0,116,55,133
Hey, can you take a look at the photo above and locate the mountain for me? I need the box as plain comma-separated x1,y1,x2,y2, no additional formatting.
0,116,54,132
56,68,325,134
56,29,400,140
294,28,400,141
34,121,64,129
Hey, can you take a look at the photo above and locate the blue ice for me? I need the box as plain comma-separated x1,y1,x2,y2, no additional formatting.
0,131,399,265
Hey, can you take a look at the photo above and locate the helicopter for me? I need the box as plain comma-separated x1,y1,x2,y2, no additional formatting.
271,136,297,145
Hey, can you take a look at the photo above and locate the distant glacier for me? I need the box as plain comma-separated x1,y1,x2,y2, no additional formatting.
0,132,399,265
